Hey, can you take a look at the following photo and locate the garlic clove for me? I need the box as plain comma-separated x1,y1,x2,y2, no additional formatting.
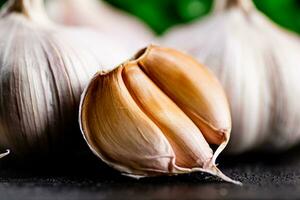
136,46,231,145
80,67,178,176
162,0,300,153
80,45,240,184
123,63,213,168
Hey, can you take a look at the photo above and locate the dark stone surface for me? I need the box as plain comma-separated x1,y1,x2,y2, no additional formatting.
0,147,300,200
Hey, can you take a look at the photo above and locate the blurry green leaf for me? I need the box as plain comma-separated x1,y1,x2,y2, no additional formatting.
254,0,300,34
0,0,5,7
106,0,213,34
175,0,212,21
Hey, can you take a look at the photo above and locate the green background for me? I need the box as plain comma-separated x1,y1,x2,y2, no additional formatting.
1,0,300,35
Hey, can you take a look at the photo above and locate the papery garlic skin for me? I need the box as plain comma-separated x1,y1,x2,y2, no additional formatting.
79,45,240,184
0,0,128,156
47,0,154,53
0,150,9,158
162,0,300,153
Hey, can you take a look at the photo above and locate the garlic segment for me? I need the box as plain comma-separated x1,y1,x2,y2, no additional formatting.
0,0,128,156
46,0,154,53
79,45,240,184
162,0,300,153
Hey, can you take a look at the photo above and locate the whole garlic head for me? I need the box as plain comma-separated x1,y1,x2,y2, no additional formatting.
46,0,154,53
0,0,128,156
79,45,240,184
162,0,300,153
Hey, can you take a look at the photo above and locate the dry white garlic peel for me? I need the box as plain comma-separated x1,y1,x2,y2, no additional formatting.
47,0,154,53
163,0,300,153
79,45,241,185
0,0,128,155
0,150,9,158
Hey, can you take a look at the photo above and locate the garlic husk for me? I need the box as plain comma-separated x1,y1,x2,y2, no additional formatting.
79,45,241,184
0,150,9,158
46,0,154,53
162,0,300,153
0,0,129,156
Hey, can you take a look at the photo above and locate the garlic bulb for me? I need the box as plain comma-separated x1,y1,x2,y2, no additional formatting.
162,0,300,153
0,0,128,156
47,0,154,52
79,45,240,184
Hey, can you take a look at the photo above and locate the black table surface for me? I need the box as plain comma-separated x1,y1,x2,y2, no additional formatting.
0,147,300,200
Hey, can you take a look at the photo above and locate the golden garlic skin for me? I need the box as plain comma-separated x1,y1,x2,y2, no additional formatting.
79,45,240,184
163,0,300,153
0,0,128,156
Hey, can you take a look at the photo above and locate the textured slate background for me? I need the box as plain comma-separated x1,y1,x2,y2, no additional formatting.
0,146,300,200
